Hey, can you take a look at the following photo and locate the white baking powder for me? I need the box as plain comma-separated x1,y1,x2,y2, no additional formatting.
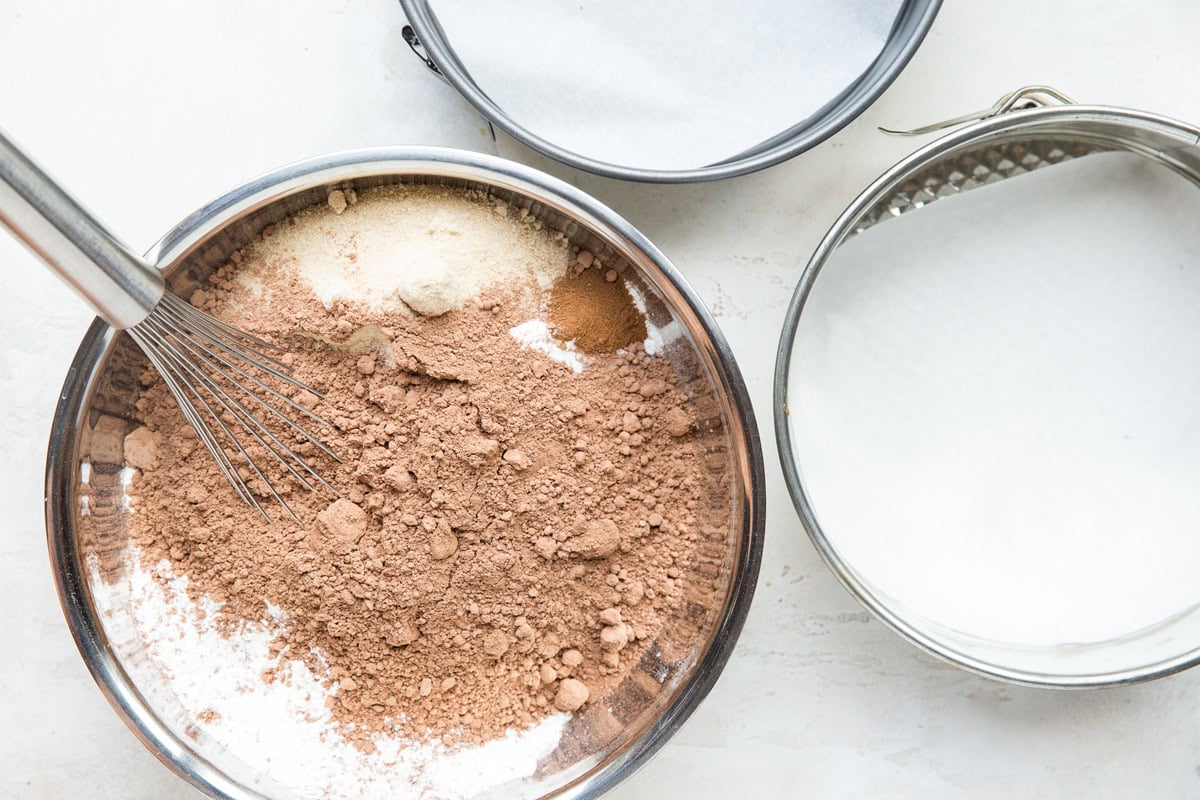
91,550,569,800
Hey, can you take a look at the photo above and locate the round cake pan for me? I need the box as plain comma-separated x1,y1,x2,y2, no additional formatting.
775,93,1200,687
398,0,941,183
45,147,764,798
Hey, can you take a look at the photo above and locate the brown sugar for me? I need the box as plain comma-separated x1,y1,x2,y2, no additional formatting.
125,184,711,748
548,257,647,353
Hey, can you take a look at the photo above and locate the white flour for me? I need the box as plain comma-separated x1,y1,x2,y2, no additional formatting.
235,186,570,317
625,282,682,356
91,549,568,800
509,319,587,373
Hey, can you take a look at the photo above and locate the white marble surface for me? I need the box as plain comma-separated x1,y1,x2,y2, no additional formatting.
3,2,1200,797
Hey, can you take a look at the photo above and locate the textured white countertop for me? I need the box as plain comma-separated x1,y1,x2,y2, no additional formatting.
4,2,1200,797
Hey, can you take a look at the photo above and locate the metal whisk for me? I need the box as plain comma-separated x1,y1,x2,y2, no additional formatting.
0,130,335,519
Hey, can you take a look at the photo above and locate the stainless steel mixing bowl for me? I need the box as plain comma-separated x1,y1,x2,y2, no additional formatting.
45,147,764,799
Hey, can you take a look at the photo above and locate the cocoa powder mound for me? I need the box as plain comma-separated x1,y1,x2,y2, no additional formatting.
125,185,710,747
548,264,647,353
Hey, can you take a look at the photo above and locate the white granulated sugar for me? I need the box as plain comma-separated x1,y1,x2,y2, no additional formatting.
625,283,681,356
237,185,570,316
90,549,568,800
509,319,587,373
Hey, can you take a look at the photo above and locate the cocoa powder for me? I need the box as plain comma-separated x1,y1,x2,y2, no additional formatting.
126,185,708,747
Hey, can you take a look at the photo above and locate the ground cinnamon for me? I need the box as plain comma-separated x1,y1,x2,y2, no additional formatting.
548,263,647,353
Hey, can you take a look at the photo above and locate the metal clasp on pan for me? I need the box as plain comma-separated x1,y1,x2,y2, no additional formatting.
402,25,448,84
880,85,1076,136
400,24,498,142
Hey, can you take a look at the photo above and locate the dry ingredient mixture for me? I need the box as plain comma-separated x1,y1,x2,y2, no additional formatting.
122,184,709,748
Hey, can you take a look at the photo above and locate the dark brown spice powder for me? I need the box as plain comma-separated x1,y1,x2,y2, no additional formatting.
548,265,647,353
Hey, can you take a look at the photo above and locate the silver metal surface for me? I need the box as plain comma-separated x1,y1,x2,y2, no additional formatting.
879,85,1077,136
0,129,163,329
774,99,1200,687
398,0,942,183
46,147,765,799
0,130,332,516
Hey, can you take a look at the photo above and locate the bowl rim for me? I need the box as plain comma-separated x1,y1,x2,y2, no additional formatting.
45,146,765,799
772,103,1200,688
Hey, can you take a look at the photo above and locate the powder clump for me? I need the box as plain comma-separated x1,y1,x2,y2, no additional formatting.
327,189,348,215
317,498,369,547
553,679,589,712
395,259,463,317
123,426,159,470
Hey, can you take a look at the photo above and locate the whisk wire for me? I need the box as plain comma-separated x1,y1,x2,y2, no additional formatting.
143,314,339,482
177,385,279,519
134,326,276,519
158,295,327,400
127,293,335,517
139,317,319,502
0,132,335,517
157,299,290,376
157,299,337,439
160,292,289,353
131,331,262,511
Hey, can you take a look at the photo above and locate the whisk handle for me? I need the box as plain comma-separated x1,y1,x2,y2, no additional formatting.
0,129,164,329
